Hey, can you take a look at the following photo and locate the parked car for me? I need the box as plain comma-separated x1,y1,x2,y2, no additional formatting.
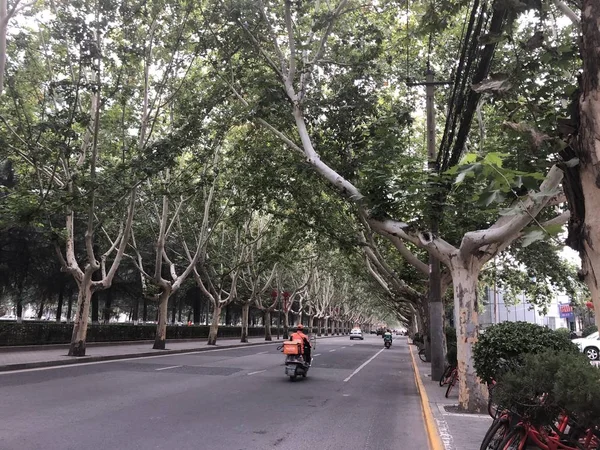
572,331,600,360
350,328,364,340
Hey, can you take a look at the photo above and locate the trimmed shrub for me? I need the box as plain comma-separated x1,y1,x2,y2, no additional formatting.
494,350,600,428
473,321,579,384
0,322,269,346
493,351,566,425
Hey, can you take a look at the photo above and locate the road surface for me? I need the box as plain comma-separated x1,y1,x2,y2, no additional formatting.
0,335,429,450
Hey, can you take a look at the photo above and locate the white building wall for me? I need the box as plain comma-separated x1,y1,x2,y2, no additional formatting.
482,288,573,330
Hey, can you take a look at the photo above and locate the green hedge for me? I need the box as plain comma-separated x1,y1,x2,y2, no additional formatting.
473,321,579,384
0,322,270,346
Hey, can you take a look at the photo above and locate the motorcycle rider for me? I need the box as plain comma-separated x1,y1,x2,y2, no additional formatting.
383,329,393,346
290,324,312,366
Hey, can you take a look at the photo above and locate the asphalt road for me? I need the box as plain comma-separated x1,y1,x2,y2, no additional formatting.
0,335,429,450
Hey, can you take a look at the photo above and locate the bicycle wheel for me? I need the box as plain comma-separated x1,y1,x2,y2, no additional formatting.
480,417,509,450
439,365,453,387
418,348,427,362
499,426,526,450
445,371,458,398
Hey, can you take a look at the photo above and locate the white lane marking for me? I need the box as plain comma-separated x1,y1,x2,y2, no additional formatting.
255,351,268,355
329,349,336,352
343,349,385,383
0,342,280,375
340,347,346,349
155,365,182,371
313,354,321,357
248,370,266,375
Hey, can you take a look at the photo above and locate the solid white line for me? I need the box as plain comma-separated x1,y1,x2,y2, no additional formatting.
247,370,266,375
0,342,279,375
329,349,336,352
155,365,182,371
343,349,385,383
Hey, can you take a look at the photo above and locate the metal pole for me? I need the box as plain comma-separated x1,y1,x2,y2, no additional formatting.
426,69,444,381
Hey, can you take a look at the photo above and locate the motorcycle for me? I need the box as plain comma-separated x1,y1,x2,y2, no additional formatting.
384,339,392,349
279,336,316,381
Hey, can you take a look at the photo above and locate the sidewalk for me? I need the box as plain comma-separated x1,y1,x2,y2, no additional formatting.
0,336,277,372
409,343,492,450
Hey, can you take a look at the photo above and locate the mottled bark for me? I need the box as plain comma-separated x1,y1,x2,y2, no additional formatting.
69,276,94,356
264,310,272,341
207,305,222,345
451,263,488,412
153,288,171,350
241,303,250,343
562,0,600,328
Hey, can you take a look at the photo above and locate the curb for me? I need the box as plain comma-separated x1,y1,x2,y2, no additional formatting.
0,341,275,373
0,334,345,373
408,342,445,450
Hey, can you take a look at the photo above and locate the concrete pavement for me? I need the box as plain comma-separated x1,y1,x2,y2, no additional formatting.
409,343,493,450
0,335,430,450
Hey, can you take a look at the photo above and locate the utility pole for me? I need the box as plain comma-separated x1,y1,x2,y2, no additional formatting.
408,70,451,381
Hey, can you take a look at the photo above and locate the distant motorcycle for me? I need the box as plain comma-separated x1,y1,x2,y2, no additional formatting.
384,340,392,349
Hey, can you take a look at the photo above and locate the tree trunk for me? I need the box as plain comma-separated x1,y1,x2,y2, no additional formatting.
178,296,183,322
264,310,272,341
324,318,329,336
69,278,93,356
193,288,201,324
283,310,289,339
207,304,222,345
66,288,73,323
142,297,148,322
308,314,314,333
153,289,171,350
561,1,600,331
225,305,232,326
91,290,99,324
132,296,139,324
241,302,250,343
56,275,65,322
451,262,488,412
103,288,113,324
171,296,177,324
37,298,45,319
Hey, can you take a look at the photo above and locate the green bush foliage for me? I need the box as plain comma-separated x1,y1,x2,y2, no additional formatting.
493,351,566,425
0,322,273,346
582,325,598,337
473,321,579,384
554,354,600,428
494,350,600,428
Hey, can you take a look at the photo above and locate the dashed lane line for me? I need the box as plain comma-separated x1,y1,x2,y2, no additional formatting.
343,349,384,383
155,365,182,371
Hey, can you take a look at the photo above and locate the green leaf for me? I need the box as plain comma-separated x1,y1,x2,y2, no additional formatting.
476,190,505,207
483,152,509,167
543,223,564,236
522,230,546,247
458,153,478,165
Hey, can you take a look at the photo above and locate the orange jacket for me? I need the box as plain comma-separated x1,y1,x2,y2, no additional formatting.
290,331,310,347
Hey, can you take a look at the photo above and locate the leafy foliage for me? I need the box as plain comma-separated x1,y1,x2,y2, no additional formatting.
473,321,579,384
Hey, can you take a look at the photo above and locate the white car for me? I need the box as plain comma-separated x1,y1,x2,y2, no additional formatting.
350,329,364,340
572,331,600,360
